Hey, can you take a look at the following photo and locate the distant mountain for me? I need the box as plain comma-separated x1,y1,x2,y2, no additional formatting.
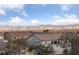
29,24,79,29
0,24,79,30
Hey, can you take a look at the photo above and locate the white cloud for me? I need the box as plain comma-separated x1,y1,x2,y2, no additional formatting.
31,19,41,25
52,14,79,25
0,9,5,16
0,4,27,16
9,16,27,26
52,15,61,20
0,4,24,10
60,4,72,11
52,19,79,25
64,14,77,19
0,18,41,26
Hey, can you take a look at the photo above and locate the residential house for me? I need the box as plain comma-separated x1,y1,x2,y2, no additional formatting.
26,32,67,54
0,40,8,49
4,31,31,41
27,32,63,46
0,39,8,54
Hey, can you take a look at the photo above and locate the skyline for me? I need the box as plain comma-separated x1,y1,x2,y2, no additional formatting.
0,4,79,26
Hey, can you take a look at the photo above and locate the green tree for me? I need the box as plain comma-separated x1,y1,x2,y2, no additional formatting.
6,38,28,55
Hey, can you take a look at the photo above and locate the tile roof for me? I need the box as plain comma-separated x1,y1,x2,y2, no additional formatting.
4,31,31,40
4,31,31,37
32,32,62,41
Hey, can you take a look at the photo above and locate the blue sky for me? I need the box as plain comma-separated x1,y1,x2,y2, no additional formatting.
0,4,79,26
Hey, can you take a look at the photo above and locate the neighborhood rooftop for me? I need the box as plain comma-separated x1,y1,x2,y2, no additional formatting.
30,32,63,41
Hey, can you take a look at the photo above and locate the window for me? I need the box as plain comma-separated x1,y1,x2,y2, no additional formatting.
51,41,53,44
12,36,17,40
54,41,57,44
77,31,79,33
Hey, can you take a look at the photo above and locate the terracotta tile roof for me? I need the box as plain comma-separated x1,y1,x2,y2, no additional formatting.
32,32,62,41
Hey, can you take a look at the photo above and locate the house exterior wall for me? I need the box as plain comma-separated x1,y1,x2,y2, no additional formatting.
41,41,51,46
0,40,8,49
52,44,64,55
41,40,61,46
40,40,71,55
0,36,4,40
0,32,5,40
27,36,41,47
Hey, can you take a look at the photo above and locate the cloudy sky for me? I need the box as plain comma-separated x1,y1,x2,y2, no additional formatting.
0,4,79,26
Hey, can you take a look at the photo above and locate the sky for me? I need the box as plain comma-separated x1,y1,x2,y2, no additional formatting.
0,4,79,26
